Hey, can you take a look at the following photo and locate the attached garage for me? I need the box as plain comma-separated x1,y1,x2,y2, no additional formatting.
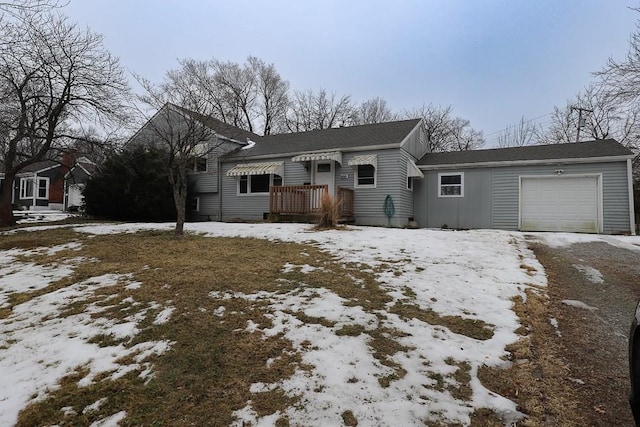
519,175,600,233
414,139,636,234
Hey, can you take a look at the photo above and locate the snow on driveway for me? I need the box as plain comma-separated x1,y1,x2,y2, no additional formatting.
1,223,546,426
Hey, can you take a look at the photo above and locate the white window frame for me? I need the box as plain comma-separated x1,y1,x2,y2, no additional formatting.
20,177,50,200
238,174,283,196
354,164,376,189
438,172,464,198
407,176,413,192
19,178,33,199
187,196,200,212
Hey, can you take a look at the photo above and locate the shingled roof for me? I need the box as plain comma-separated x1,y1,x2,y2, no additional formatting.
223,119,422,160
171,104,262,143
417,139,633,167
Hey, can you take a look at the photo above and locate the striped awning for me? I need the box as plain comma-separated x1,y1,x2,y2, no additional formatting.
348,154,377,168
226,161,284,177
407,158,424,178
291,151,342,164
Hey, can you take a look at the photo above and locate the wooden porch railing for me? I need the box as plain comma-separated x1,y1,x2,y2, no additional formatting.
269,185,355,218
270,184,328,214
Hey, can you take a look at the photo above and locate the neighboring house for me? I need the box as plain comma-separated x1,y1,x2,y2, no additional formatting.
1,160,69,211
132,104,636,234
64,157,97,210
414,140,636,234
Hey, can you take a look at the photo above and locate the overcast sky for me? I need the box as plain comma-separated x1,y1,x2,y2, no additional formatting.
63,0,638,146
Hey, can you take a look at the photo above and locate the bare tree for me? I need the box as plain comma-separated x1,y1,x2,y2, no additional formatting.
540,85,639,146
597,9,640,105
404,104,483,152
286,89,353,132
0,13,130,226
352,97,397,125
448,117,485,151
175,56,289,136
134,67,233,237
404,104,452,152
496,116,541,148
247,56,289,135
0,0,66,16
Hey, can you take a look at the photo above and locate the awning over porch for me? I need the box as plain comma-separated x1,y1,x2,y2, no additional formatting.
291,151,342,165
407,158,424,178
226,161,284,177
347,154,377,168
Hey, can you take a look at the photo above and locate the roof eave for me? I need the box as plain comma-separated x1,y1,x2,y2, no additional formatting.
418,154,635,170
221,143,401,162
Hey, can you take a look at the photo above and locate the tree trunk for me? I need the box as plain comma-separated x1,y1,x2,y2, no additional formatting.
0,171,16,227
171,167,188,238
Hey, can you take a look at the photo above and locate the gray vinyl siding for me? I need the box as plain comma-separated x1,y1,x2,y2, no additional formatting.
220,157,310,221
189,193,219,221
189,140,238,193
416,161,631,233
187,140,246,220
399,123,429,159
219,148,417,226
419,169,493,229
342,149,415,227
491,162,630,233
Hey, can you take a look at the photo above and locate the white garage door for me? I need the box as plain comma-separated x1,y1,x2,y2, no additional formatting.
520,176,599,233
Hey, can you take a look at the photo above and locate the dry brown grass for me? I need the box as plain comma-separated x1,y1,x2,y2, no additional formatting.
2,226,512,426
476,289,586,426
316,191,341,229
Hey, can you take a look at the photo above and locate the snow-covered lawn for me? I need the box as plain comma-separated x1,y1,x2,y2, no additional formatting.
0,222,585,426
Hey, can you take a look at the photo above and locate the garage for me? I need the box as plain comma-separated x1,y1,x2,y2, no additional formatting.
520,175,600,233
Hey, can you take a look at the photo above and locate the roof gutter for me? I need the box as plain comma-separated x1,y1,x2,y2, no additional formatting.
418,154,636,170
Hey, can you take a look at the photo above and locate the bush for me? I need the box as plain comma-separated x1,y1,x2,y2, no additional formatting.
84,146,177,221
316,191,341,229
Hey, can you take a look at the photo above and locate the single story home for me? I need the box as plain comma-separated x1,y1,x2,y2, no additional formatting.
130,104,636,234
217,118,427,227
1,160,69,211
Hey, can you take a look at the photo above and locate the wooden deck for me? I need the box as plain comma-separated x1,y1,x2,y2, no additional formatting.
268,185,355,223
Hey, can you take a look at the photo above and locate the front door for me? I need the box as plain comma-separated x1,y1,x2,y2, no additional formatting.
313,161,334,195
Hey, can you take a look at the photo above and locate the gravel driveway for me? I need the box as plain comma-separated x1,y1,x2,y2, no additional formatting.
528,237,640,426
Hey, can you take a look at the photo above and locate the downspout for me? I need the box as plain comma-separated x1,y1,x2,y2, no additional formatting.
628,158,636,235
218,156,223,221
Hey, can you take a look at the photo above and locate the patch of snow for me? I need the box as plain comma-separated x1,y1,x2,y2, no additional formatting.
531,232,640,253
82,397,108,414
7,221,557,425
562,299,598,311
89,411,127,427
152,307,175,325
125,281,142,290
281,262,318,274
0,268,173,425
550,317,561,337
572,264,604,284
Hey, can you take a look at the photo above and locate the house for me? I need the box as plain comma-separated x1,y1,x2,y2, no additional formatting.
132,104,636,234
64,157,97,210
1,160,69,211
414,140,636,234
217,119,427,227
126,103,262,222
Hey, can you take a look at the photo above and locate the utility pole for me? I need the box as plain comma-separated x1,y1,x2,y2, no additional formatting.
571,106,593,142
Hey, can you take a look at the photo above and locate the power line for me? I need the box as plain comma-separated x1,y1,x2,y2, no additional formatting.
484,112,554,139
